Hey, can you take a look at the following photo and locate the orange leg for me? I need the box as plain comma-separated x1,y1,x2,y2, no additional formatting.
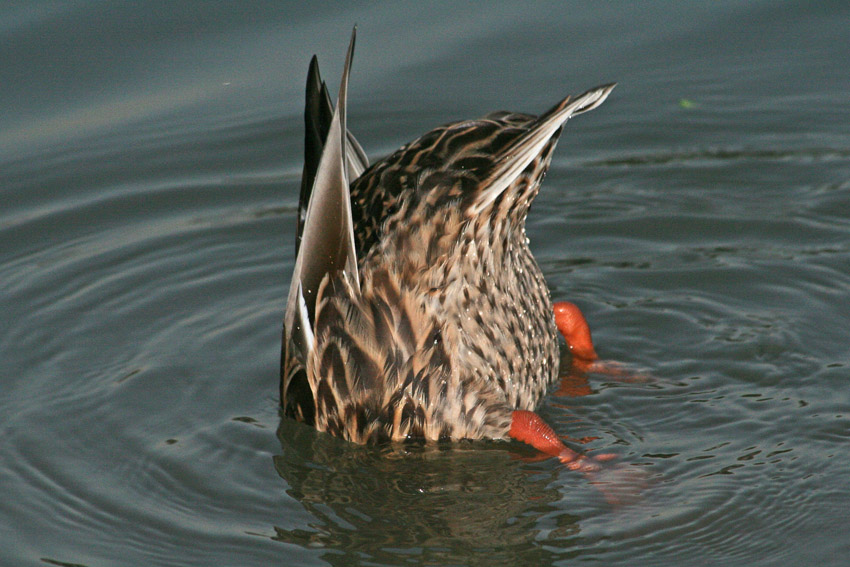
553,302,598,363
510,410,645,509
509,410,614,472
554,300,651,382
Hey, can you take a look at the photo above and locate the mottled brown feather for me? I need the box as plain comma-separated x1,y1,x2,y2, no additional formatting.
281,34,614,444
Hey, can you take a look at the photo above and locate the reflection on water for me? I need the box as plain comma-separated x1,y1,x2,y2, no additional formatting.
274,417,582,565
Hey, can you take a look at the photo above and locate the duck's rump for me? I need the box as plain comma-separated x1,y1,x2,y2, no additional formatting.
299,239,560,443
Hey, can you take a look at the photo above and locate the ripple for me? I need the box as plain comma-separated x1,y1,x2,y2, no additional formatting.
0,111,290,566
273,420,574,563
586,146,850,167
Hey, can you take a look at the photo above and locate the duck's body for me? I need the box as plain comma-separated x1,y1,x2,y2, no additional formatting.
281,31,614,452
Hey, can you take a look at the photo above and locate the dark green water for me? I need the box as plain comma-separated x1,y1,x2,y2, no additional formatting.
2,2,849,566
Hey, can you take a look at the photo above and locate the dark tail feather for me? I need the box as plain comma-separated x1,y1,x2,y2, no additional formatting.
297,53,369,256
297,57,335,255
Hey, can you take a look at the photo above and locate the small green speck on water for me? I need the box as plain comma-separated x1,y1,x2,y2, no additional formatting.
679,98,697,109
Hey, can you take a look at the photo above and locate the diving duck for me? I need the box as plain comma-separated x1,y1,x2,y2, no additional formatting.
281,30,615,470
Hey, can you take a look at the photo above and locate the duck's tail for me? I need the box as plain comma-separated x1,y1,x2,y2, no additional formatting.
285,28,361,374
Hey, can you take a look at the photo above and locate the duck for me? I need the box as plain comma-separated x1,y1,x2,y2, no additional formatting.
281,30,615,471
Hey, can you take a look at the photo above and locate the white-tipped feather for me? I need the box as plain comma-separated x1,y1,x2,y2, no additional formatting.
470,83,615,215
296,282,314,352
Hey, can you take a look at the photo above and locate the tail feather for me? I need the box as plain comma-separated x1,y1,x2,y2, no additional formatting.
470,83,616,215
285,28,360,369
296,49,369,256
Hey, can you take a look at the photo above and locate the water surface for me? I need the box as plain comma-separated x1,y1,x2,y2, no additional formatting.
2,2,849,566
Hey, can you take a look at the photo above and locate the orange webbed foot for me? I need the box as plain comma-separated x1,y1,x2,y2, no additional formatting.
509,411,646,505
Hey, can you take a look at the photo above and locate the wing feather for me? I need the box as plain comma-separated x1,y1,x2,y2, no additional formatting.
469,83,616,214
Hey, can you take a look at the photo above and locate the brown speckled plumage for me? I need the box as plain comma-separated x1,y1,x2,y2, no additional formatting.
281,31,614,444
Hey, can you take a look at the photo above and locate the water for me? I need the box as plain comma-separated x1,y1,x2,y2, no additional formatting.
2,2,849,566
